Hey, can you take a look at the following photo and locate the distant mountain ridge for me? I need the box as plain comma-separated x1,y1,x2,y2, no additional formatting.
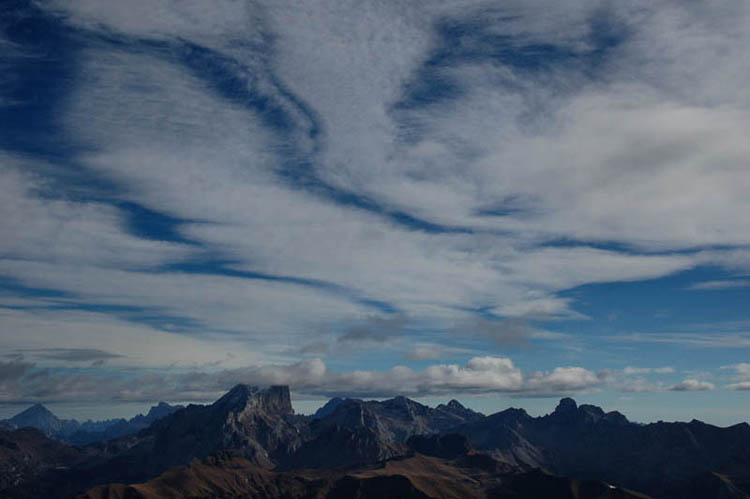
1,401,183,444
3,385,750,498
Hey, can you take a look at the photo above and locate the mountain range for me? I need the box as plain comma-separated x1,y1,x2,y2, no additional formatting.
1,385,749,498
1,401,183,445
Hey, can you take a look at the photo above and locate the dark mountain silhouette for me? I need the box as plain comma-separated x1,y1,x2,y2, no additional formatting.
1,401,183,445
83,384,306,485
3,386,750,498
451,397,750,498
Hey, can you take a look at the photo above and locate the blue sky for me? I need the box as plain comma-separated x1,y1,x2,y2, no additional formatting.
1,0,750,425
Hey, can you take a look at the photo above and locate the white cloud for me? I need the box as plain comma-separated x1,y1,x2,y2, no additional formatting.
3,0,748,392
44,0,265,46
688,280,750,291
0,355,604,403
727,363,750,378
722,363,750,390
616,378,669,394
623,366,675,375
669,379,715,392
0,162,193,269
617,333,750,349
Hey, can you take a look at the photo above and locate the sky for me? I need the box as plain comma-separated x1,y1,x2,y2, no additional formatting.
1,0,750,425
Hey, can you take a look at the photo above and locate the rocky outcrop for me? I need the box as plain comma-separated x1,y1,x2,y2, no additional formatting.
117,384,304,473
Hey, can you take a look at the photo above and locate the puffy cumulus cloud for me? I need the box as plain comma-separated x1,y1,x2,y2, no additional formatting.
669,379,715,392
524,367,601,395
0,356,604,403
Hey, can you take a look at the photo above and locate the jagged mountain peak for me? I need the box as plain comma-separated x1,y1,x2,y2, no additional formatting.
213,384,293,416
554,397,578,414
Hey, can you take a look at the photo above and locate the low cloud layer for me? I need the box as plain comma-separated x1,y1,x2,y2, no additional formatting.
0,356,607,403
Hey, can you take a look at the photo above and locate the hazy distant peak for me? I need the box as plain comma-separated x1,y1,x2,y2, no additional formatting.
16,403,54,417
9,403,60,427
446,399,466,410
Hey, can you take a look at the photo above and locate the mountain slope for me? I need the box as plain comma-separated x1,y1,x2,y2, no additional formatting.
453,397,750,498
80,451,649,499
0,427,91,498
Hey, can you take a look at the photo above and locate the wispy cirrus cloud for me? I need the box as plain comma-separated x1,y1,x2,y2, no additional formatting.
687,280,750,291
1,0,749,409
616,333,750,349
